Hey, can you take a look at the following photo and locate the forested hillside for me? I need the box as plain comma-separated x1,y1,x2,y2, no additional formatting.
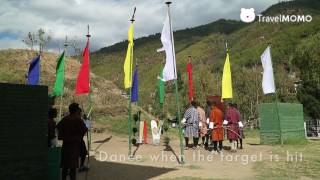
91,0,320,121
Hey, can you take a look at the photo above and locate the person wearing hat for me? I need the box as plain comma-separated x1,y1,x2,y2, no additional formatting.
57,103,87,180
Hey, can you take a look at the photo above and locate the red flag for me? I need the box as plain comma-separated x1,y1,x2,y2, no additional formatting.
187,60,193,102
143,120,148,144
75,40,90,95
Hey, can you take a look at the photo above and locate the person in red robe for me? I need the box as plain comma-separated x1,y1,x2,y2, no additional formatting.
57,103,87,180
226,103,241,152
234,103,244,149
210,101,224,152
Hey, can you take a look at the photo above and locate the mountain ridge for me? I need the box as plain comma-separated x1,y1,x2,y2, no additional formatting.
90,0,320,120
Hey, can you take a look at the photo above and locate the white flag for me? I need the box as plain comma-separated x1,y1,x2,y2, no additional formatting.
157,12,177,81
261,46,276,94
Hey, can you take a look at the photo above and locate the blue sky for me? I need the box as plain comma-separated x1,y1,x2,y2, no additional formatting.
0,0,278,52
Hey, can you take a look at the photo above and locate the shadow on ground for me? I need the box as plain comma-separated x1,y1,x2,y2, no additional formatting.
93,136,113,152
164,144,181,164
78,157,177,180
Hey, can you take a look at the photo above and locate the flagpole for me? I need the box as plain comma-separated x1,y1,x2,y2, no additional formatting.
59,36,68,121
269,44,283,145
86,25,92,151
128,7,136,158
166,1,184,164
39,43,43,85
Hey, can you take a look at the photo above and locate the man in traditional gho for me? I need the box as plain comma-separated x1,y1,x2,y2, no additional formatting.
57,103,87,180
234,103,244,149
182,101,200,150
210,101,224,152
204,100,212,148
197,103,207,148
226,103,241,152
79,114,89,172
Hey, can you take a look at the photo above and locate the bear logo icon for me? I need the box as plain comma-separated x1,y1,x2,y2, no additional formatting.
240,8,256,23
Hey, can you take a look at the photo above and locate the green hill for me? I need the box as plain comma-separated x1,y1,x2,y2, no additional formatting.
0,49,128,116
0,49,160,134
91,0,320,121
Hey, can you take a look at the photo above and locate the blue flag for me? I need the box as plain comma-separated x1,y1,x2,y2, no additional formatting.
131,68,138,102
27,55,41,85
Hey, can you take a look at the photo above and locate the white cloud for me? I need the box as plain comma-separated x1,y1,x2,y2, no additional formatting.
0,0,278,52
0,38,27,49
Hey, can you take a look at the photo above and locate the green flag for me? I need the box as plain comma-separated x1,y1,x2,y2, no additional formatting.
51,52,65,96
159,69,165,104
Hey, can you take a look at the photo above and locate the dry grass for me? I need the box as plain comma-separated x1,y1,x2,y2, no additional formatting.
0,49,128,120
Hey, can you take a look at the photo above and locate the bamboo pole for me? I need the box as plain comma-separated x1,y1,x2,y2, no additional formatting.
269,45,283,145
85,25,92,169
166,1,185,164
59,36,68,121
128,7,136,158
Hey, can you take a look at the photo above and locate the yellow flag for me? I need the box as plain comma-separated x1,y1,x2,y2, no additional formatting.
124,24,134,89
221,53,233,99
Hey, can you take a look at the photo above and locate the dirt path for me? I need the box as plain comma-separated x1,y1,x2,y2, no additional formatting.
78,132,272,180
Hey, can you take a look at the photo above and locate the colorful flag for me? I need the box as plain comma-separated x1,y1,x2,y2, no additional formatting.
75,40,90,95
158,69,165,104
131,67,138,102
261,46,276,94
187,61,193,101
124,24,134,89
27,55,40,85
157,12,176,81
221,53,233,99
51,52,65,97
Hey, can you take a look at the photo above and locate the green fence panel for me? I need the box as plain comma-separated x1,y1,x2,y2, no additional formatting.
260,103,305,144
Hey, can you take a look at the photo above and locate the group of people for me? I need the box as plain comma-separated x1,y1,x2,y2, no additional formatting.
182,100,244,153
48,103,89,180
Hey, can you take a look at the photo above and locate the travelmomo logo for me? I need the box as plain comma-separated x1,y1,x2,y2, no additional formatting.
240,8,256,23
240,8,313,23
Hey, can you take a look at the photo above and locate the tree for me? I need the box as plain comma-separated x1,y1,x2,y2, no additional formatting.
293,32,320,119
38,28,52,53
22,29,52,53
22,32,37,50
70,37,81,56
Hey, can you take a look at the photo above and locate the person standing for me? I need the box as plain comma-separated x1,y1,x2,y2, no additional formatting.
204,100,212,148
226,103,241,152
183,101,200,150
79,114,89,172
210,101,224,152
197,104,207,148
234,103,244,149
48,108,58,148
57,103,87,180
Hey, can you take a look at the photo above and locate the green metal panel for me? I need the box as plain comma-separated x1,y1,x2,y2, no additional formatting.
260,103,305,144
260,103,280,144
278,103,305,141
48,147,61,180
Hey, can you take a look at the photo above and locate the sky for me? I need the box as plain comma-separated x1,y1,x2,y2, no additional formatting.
0,0,278,53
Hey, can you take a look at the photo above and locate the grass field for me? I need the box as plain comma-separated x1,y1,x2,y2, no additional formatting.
96,116,320,179
254,140,320,179
238,129,320,179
